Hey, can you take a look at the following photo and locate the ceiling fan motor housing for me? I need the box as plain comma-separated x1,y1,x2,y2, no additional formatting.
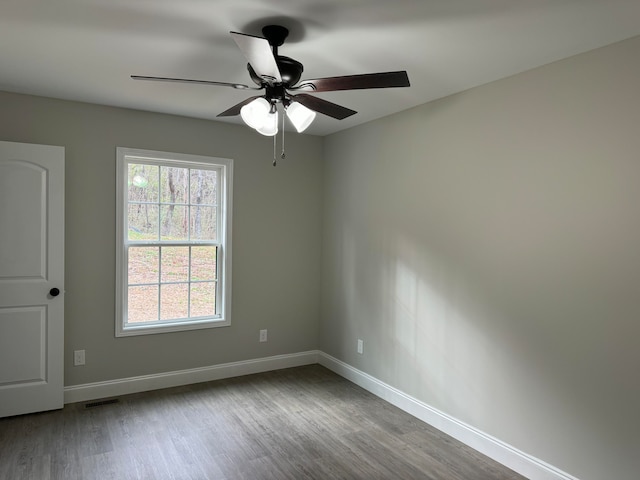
247,25,303,88
248,55,303,87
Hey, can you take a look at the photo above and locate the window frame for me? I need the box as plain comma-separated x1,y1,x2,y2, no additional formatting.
115,147,233,337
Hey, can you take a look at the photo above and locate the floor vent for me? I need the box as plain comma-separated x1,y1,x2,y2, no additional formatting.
85,398,120,409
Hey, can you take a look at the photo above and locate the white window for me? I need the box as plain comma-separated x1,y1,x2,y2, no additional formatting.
115,148,232,336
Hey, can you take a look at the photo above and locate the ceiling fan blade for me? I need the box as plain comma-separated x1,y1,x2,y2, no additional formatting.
292,94,357,120
216,96,264,117
131,75,257,90
230,31,282,84
292,71,410,92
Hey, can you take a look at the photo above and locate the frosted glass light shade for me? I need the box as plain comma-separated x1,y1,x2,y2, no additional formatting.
240,98,271,130
256,111,278,136
286,102,316,132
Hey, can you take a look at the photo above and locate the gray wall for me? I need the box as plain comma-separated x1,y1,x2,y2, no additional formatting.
321,36,640,480
0,91,323,386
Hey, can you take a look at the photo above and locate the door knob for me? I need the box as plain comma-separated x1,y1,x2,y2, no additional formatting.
49,288,60,297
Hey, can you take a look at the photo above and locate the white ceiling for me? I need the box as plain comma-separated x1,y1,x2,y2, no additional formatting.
2,0,640,136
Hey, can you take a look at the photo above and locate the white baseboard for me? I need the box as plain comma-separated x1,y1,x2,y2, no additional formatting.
318,352,579,480
64,350,320,404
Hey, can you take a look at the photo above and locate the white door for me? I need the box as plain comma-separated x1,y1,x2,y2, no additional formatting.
0,140,64,417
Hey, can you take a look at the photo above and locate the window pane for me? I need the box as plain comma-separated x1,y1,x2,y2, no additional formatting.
161,246,188,283
190,169,217,205
191,282,216,317
191,246,217,281
128,204,159,240
190,206,217,241
128,246,159,284
160,205,188,240
160,166,188,204
128,164,158,203
128,285,159,323
160,283,188,320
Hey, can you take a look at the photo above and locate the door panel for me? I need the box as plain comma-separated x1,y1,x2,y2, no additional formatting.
0,141,64,418
0,161,46,279
0,306,46,384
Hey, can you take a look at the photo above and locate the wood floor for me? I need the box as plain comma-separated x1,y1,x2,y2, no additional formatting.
0,365,525,479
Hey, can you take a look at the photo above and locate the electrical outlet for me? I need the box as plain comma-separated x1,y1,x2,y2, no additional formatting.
74,349,85,366
357,339,364,354
259,329,268,342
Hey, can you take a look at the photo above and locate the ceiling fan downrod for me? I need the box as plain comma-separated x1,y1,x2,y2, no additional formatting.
262,25,289,53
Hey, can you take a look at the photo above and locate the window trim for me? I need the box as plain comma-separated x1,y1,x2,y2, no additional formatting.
115,147,233,337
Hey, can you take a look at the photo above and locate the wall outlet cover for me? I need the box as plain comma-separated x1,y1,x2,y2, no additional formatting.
74,349,86,366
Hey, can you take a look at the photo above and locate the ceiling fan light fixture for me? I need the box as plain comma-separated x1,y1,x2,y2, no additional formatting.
256,110,278,136
240,97,271,130
286,101,316,133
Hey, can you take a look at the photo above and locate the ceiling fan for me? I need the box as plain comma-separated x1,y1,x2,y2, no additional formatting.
132,25,410,135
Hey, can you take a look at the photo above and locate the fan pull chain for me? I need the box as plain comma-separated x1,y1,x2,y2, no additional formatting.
281,111,286,160
272,134,277,167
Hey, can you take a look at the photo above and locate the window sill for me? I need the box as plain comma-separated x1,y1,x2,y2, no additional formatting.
116,317,231,337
